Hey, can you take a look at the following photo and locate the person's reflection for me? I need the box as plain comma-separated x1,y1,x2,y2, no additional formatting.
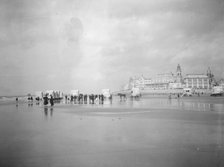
44,107,48,117
210,103,214,112
44,107,53,118
15,103,19,112
28,102,33,107
50,107,53,116
129,98,134,107
168,98,172,105
177,98,181,108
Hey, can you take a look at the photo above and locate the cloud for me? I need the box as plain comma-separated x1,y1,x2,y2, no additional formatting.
0,0,224,95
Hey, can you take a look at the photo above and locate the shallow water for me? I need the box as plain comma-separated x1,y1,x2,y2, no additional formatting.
0,96,224,167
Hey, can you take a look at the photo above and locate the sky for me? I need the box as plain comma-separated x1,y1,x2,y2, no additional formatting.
0,0,224,95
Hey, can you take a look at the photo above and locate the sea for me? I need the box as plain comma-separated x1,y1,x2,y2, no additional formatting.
0,95,28,105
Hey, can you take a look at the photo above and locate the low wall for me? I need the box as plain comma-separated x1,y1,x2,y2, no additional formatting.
141,89,212,95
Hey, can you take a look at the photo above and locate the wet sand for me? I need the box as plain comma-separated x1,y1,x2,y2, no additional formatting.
0,97,224,167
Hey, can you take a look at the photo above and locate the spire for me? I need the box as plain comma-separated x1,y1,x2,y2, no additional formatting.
176,64,182,83
176,64,182,76
177,64,181,73
207,67,214,87
207,67,214,78
207,67,211,76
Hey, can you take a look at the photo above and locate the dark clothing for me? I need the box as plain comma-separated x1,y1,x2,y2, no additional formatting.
43,96,48,105
50,96,54,106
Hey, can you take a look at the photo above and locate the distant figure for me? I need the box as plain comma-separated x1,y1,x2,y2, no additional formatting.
84,94,87,104
43,95,48,105
74,96,77,103
99,94,101,104
16,97,18,102
50,95,54,106
168,94,172,99
92,94,95,104
78,94,83,104
109,95,112,100
118,93,126,101
95,95,98,104
89,94,93,104
101,94,104,104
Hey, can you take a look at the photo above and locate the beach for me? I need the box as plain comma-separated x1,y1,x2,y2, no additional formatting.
0,96,224,167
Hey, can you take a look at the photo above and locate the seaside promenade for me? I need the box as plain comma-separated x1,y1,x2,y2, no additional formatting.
0,96,224,167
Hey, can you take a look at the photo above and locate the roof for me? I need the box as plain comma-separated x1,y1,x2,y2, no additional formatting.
185,74,208,78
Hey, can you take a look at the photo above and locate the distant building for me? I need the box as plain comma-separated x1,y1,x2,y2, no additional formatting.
145,73,175,89
207,67,216,87
175,64,183,83
128,76,146,89
126,65,214,91
128,64,184,90
217,79,224,90
184,67,215,90
172,64,183,89
184,74,210,89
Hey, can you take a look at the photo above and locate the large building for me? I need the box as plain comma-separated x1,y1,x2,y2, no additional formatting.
128,64,183,90
184,67,215,90
184,74,210,89
145,73,175,89
126,65,214,91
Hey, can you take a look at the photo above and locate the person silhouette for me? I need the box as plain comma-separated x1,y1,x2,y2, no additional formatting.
50,95,54,106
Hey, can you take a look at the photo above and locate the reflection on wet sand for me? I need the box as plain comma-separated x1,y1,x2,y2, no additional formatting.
44,107,53,118
1,96,224,167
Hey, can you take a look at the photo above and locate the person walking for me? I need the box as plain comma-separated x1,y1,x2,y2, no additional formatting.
50,95,54,106
43,95,48,105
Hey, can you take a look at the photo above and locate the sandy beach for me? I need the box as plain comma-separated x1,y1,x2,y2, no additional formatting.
0,96,224,167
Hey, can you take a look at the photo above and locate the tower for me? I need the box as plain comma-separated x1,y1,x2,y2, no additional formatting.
207,67,215,88
207,67,212,78
176,64,182,83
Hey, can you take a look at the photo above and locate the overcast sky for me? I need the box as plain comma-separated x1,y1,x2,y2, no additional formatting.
0,0,224,95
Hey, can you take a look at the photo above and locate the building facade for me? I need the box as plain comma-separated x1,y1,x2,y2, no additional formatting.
144,73,175,89
127,65,213,91
184,74,210,89
175,64,183,83
128,64,183,90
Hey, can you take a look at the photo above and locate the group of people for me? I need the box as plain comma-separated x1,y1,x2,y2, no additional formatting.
118,93,127,101
89,94,105,104
43,95,54,106
65,94,108,104
16,93,112,106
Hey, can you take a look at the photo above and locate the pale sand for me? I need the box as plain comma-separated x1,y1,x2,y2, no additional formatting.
0,97,223,167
